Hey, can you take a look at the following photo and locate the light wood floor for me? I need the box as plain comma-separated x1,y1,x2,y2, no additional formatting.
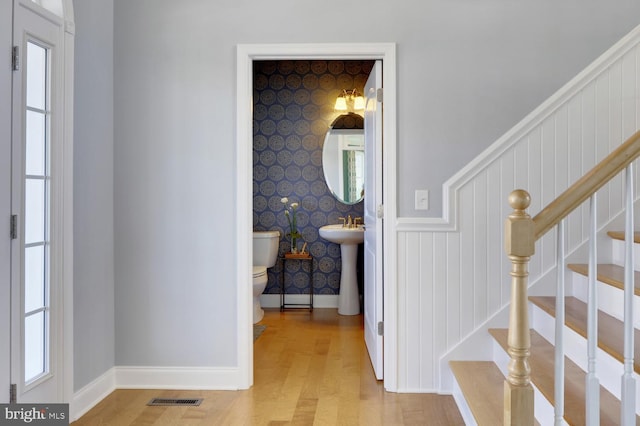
72,309,463,425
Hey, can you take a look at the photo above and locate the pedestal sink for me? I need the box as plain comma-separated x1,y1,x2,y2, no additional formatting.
319,224,364,315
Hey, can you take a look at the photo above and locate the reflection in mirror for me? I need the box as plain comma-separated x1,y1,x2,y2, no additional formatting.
322,113,364,205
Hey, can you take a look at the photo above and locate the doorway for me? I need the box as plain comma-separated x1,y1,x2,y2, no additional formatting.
251,59,372,309
236,43,398,391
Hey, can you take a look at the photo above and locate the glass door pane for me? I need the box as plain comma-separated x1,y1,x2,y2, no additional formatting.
24,312,45,380
24,246,45,313
24,179,45,244
26,43,46,110
25,110,45,175
24,41,50,384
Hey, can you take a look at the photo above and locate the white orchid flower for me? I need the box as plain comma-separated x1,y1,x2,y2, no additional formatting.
280,197,301,253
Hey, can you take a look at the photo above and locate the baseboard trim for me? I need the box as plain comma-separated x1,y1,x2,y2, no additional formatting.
114,366,240,390
71,367,116,422
71,365,240,421
260,294,340,308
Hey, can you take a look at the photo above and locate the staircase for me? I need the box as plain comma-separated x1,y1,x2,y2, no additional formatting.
451,230,640,425
437,23,640,424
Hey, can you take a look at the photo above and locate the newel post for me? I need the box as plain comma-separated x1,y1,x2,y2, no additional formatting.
504,190,535,425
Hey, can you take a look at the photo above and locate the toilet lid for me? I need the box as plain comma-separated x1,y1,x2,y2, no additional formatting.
252,266,267,278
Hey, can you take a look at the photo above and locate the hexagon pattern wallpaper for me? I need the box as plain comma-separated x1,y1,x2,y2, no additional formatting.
253,60,374,297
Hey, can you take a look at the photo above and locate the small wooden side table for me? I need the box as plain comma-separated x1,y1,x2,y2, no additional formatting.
280,253,314,311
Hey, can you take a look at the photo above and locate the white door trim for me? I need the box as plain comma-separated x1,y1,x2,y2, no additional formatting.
235,43,398,391
61,0,74,407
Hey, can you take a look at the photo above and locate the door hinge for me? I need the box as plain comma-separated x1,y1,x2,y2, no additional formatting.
376,88,383,103
377,321,384,336
12,46,19,71
10,215,17,239
376,204,384,219
10,383,16,403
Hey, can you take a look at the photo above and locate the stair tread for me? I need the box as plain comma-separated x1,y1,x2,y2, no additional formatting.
567,263,640,296
490,328,628,425
450,361,505,426
607,230,640,243
529,296,640,374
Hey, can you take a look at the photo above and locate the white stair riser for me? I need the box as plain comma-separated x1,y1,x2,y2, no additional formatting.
451,380,477,426
610,238,640,270
531,302,640,413
570,271,640,328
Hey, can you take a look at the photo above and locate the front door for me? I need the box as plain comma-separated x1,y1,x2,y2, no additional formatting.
363,60,383,379
10,0,65,403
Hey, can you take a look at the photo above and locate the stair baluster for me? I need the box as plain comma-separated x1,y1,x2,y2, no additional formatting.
554,220,566,426
586,194,600,425
621,164,636,424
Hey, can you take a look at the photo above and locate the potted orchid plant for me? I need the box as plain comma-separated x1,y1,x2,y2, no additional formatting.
281,197,303,253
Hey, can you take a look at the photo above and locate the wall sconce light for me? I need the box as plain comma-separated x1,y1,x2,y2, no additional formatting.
334,89,365,112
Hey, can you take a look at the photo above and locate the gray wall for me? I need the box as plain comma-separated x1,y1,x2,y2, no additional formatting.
398,1,640,217
113,1,236,366
73,0,116,390
109,0,640,368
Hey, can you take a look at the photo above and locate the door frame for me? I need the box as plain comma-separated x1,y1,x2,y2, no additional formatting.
235,43,398,391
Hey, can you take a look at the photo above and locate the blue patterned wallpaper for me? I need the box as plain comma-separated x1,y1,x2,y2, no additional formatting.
253,60,374,296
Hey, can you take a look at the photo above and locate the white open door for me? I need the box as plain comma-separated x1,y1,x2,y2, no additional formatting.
364,60,383,379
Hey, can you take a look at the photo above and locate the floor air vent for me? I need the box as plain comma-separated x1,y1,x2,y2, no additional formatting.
147,398,203,406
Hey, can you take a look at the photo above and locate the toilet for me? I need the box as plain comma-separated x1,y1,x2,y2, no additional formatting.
252,230,280,323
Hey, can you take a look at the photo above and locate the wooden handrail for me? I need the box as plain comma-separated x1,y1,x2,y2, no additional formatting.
533,130,640,240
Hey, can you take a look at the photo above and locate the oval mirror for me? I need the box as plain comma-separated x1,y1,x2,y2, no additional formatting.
322,113,365,205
